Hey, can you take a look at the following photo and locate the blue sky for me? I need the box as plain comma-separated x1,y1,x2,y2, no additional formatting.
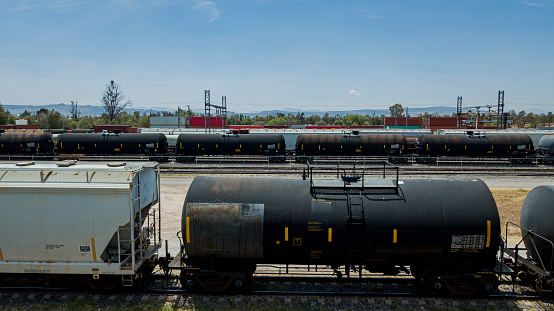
1,0,553,114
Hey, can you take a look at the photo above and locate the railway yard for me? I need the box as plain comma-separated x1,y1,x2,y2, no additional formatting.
1,158,554,310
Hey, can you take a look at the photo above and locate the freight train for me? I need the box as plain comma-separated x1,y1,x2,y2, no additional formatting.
0,130,551,164
1,160,554,297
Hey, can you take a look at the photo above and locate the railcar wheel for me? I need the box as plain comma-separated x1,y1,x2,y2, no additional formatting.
535,275,554,298
419,269,444,296
230,266,253,293
180,272,200,292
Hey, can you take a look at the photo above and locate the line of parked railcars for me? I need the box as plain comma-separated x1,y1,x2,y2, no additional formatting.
2,160,554,297
1,130,554,164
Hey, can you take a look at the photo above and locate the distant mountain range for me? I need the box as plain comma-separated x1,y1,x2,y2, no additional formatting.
2,103,550,118
236,106,458,117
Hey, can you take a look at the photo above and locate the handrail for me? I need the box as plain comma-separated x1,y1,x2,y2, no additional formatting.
307,160,400,193
506,221,554,275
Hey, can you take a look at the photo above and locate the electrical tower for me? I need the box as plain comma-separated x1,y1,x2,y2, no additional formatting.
204,90,227,133
456,91,505,130
497,90,505,130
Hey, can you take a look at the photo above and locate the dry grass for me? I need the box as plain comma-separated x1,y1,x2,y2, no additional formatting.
491,188,530,237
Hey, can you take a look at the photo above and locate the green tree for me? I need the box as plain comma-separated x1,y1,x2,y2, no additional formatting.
389,103,404,117
77,117,95,129
0,103,10,125
102,80,131,121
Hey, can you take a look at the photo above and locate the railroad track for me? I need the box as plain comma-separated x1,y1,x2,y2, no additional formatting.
159,163,554,176
0,277,549,311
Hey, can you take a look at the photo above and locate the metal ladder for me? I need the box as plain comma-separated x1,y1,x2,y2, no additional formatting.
346,191,365,278
116,173,143,286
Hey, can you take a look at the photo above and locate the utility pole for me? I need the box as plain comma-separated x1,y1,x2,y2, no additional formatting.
457,96,462,129
177,106,181,129
405,107,408,129
186,105,190,128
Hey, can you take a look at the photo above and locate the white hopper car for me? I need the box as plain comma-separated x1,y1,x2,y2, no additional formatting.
0,161,161,289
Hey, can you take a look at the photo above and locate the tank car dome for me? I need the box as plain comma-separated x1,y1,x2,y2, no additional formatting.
520,185,554,267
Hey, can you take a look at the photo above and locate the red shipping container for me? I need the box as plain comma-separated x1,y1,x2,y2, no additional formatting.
384,117,421,127
15,124,40,129
189,117,226,127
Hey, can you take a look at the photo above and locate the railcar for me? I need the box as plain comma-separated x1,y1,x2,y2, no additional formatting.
0,132,54,157
58,133,169,161
537,135,554,164
502,185,554,296
175,133,286,161
0,161,162,289
295,132,408,162
415,132,534,163
178,170,500,295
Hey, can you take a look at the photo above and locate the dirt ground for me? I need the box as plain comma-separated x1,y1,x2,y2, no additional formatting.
491,189,530,238
158,175,552,255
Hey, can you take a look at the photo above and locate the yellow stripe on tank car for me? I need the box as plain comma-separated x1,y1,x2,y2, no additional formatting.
393,229,398,243
180,142,182,149
301,144,304,150
486,221,491,248
278,143,280,149
60,142,63,148
328,228,332,242
0,248,3,260
91,238,97,262
78,143,80,149
285,227,289,241
186,217,191,243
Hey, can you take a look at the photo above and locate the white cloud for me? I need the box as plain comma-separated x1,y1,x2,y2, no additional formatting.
191,0,220,22
522,0,554,6
349,90,362,96
357,8,383,19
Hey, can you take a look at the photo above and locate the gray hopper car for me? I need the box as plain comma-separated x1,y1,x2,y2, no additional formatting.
0,161,162,289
